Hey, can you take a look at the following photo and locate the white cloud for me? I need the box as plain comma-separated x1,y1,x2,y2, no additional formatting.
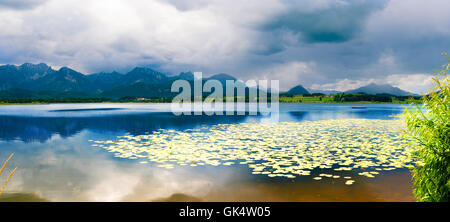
386,74,434,94
0,0,48,10
310,73,433,94
0,0,283,73
366,0,450,38
310,78,377,92
0,0,448,88
251,61,317,91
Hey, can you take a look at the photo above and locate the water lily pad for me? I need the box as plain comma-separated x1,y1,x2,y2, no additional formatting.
90,119,417,180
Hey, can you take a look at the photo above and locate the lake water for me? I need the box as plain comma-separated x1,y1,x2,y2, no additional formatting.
0,103,415,202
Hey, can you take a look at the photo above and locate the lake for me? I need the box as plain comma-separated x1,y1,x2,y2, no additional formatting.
0,103,416,202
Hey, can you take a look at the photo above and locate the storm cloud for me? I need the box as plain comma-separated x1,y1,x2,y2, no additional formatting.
0,0,449,93
261,0,388,43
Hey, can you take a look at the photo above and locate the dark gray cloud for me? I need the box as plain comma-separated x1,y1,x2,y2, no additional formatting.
261,0,388,44
249,30,297,55
0,0,449,93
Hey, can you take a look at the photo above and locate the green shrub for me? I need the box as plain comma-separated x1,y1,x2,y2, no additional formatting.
404,54,450,202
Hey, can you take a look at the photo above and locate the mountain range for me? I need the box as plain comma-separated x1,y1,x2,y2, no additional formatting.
0,63,417,99
0,63,197,99
284,83,415,97
307,88,342,95
343,83,415,96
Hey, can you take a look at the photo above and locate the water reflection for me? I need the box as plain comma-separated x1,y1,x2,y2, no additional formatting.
0,103,412,202
1,136,414,202
0,113,251,143
0,104,404,143
1,133,250,202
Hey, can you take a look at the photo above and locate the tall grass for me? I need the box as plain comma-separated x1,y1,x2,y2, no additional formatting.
404,54,450,201
0,153,17,196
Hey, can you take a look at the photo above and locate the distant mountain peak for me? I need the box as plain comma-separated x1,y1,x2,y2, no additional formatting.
59,66,74,72
208,73,237,81
366,83,390,87
18,63,52,74
178,72,194,80
20,62,49,68
122,66,168,85
56,67,84,78
286,85,310,95
129,67,158,73
345,83,412,96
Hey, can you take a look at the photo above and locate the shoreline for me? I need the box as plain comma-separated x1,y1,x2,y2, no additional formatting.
0,101,416,105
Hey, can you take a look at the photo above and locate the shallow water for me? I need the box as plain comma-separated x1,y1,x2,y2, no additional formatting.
0,103,415,202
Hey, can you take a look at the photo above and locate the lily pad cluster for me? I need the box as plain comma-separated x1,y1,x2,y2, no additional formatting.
90,119,417,185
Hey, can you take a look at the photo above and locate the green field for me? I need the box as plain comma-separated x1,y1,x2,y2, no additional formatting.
0,94,422,105
279,94,421,104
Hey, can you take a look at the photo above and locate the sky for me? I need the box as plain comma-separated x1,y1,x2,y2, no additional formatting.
0,0,449,93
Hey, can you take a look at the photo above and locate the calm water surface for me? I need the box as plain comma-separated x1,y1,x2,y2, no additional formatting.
0,103,414,202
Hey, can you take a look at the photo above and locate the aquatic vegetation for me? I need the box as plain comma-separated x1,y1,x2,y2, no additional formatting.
91,119,417,185
345,180,355,185
0,153,17,196
404,54,450,202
